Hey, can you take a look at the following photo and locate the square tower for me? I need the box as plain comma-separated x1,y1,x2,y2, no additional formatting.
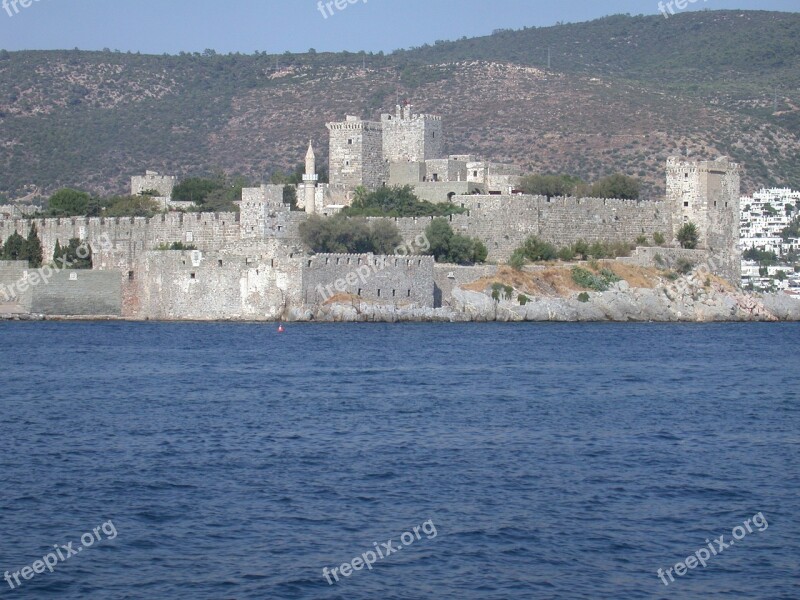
381,104,443,163
326,116,386,190
667,156,741,281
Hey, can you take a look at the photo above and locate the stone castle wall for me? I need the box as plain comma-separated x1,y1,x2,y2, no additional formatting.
127,242,304,321
0,212,241,269
302,253,435,308
0,260,121,316
369,195,672,262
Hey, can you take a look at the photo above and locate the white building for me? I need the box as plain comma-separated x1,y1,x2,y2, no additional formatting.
739,188,800,290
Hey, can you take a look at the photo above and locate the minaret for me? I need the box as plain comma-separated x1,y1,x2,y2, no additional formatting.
303,141,318,214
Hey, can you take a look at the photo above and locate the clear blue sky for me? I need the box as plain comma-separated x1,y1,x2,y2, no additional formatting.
0,0,797,54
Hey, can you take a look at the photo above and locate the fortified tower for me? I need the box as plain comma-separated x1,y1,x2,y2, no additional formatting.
381,104,443,163
667,156,741,282
326,116,385,190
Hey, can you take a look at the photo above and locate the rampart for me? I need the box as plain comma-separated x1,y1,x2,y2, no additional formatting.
368,195,672,262
302,253,435,308
0,212,241,269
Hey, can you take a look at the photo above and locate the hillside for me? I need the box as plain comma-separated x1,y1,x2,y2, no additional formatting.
0,10,798,201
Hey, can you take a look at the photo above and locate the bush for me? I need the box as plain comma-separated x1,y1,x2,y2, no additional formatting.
677,223,699,249
572,240,590,260
571,266,621,292
518,294,529,305
300,215,399,255
342,185,465,217
653,232,666,246
509,249,526,271
636,235,648,246
557,247,576,261
156,242,197,251
589,174,641,200
424,218,487,265
676,258,694,275
518,236,558,262
578,292,590,303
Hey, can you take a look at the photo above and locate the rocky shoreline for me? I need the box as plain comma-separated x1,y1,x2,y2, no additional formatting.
4,277,800,324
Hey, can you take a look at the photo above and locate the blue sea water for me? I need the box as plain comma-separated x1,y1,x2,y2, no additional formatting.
0,322,798,599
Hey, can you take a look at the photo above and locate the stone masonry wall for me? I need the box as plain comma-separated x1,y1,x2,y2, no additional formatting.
0,260,33,313
129,243,303,321
302,253,435,308
1,213,241,270
369,195,672,263
29,271,122,316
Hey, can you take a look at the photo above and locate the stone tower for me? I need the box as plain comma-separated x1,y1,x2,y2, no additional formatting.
303,141,318,215
381,104,443,163
667,156,741,282
326,116,385,190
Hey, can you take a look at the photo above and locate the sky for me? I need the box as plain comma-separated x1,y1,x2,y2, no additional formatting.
0,0,798,55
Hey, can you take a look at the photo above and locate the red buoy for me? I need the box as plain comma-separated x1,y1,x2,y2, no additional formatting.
278,324,285,333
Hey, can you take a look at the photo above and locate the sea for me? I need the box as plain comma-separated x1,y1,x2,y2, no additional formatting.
0,322,798,599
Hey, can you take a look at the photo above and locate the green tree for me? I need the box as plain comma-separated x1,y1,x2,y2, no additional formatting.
171,177,225,204
519,174,581,198
677,222,699,249
423,218,487,265
425,218,454,261
519,236,557,261
343,185,464,217
590,174,641,200
299,215,403,255
25,223,43,267
55,238,92,269
369,220,403,255
47,188,91,216
1,232,26,261
104,195,161,217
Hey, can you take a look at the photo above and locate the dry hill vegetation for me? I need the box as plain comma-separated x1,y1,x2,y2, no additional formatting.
0,11,798,199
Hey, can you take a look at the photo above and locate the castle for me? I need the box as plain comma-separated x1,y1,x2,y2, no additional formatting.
0,105,742,320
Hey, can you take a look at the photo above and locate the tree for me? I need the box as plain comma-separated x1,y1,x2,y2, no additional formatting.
104,195,160,217
55,238,92,269
343,185,464,217
423,218,487,265
425,218,454,262
282,185,298,211
47,188,91,216
171,177,225,204
25,223,43,267
590,174,641,200
677,223,699,249
1,232,26,261
519,174,581,198
299,215,403,255
369,220,403,255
